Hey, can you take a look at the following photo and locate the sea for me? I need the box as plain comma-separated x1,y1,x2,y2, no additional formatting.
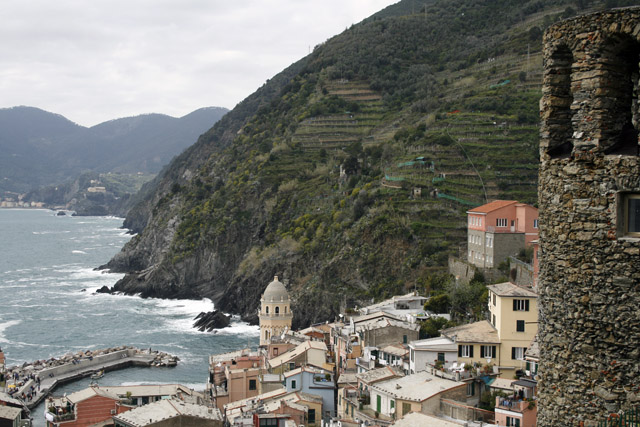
0,209,259,425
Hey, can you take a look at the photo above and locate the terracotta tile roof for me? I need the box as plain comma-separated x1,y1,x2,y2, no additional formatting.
467,200,518,214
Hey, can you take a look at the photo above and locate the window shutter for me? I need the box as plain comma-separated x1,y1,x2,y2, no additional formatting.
458,346,462,357
480,346,485,358
513,300,517,311
492,346,497,358
512,347,516,360
525,299,530,311
469,345,474,358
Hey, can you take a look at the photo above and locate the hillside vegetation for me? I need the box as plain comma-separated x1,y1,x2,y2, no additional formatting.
107,0,622,327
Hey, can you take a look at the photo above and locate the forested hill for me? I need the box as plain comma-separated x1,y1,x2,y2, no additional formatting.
106,0,623,328
0,106,228,196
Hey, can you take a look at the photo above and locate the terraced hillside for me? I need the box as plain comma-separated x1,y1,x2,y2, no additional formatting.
106,0,617,327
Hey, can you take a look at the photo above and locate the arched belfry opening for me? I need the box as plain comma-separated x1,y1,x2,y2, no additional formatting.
600,34,640,155
545,44,574,159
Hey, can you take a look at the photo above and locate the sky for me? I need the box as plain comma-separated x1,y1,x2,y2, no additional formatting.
0,1,399,127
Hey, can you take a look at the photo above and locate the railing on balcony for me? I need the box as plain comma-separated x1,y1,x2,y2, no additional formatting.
46,410,76,423
496,397,531,413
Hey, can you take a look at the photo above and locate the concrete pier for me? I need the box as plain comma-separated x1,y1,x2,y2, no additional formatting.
5,347,178,409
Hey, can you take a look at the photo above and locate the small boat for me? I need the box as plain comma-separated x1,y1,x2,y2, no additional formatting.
90,370,104,379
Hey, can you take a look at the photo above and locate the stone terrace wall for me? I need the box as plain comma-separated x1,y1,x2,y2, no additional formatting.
538,8,640,426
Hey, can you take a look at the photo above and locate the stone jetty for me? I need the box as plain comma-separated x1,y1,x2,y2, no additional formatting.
4,346,179,409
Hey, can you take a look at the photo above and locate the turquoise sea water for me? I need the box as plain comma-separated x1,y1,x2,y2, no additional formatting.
0,209,259,424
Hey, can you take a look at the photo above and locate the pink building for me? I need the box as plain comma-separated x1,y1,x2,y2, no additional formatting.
467,200,538,269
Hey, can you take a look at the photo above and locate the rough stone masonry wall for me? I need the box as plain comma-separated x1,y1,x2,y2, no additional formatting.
538,8,640,426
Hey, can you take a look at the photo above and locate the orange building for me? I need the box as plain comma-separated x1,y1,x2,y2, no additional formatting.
467,200,538,268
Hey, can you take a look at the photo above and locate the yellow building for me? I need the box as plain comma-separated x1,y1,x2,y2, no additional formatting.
442,282,538,373
487,282,538,368
259,276,293,346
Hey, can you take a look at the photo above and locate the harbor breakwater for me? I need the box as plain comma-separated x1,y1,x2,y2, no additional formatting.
5,346,178,409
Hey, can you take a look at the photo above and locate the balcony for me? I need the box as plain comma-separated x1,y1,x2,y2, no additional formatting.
496,397,534,413
45,409,76,423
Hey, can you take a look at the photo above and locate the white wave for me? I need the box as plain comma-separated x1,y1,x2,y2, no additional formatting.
211,322,260,337
0,320,22,344
72,250,87,254
154,298,214,316
32,230,71,235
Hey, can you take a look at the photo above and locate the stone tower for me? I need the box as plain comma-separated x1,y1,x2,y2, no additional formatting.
538,8,640,425
259,276,292,346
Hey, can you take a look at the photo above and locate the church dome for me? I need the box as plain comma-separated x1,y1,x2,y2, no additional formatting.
263,276,289,302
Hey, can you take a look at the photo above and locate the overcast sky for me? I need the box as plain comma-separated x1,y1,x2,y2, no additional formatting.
0,1,399,127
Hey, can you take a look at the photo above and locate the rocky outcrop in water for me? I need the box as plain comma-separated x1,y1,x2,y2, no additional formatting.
193,311,231,331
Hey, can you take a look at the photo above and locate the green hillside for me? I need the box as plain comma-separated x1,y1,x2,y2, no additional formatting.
107,0,624,327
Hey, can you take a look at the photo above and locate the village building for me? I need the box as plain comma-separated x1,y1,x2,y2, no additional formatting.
439,281,538,374
486,282,538,371
0,405,22,427
267,341,328,375
206,348,266,410
357,292,430,321
283,366,335,418
101,384,203,406
366,371,467,424
0,391,29,426
332,312,419,374
467,200,538,269
224,389,323,427
408,336,457,373
336,372,358,422
45,387,129,427
259,276,293,347
112,399,223,427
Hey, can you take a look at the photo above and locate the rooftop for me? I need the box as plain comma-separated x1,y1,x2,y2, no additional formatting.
337,373,358,385
370,371,464,402
113,399,222,426
409,336,456,351
467,200,518,214
66,386,119,404
101,384,194,398
283,365,330,378
262,276,290,302
209,348,256,365
268,340,327,368
487,282,537,298
380,344,408,357
352,315,420,333
441,320,500,344
356,366,402,384
0,391,24,407
489,377,518,391
0,405,21,420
